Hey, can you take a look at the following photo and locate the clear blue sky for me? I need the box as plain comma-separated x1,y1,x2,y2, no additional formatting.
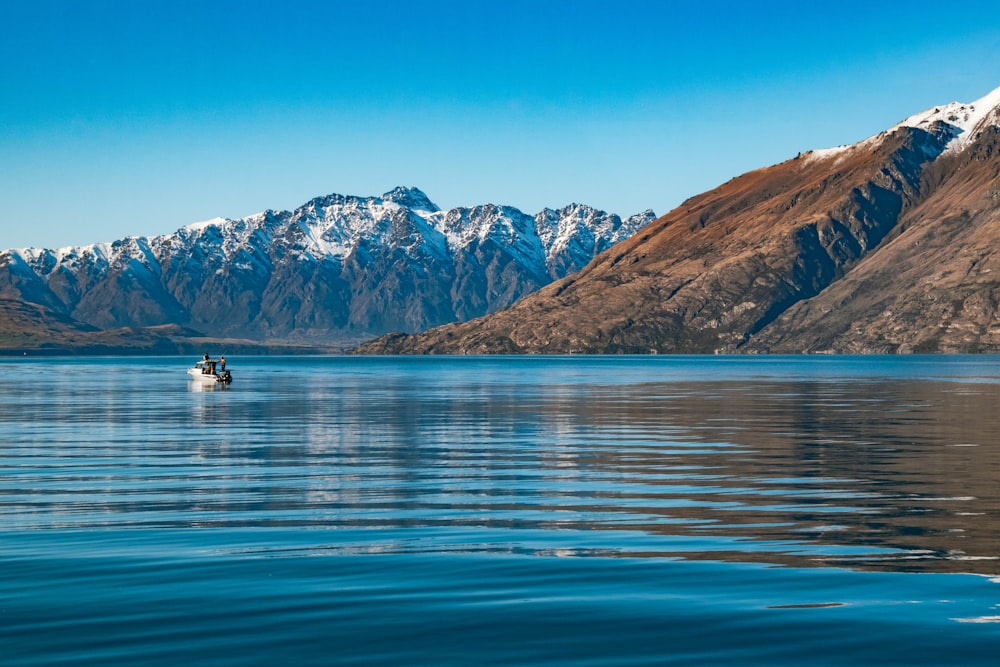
3,0,999,249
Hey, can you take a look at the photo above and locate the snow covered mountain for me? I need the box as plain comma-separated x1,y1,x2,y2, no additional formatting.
0,188,655,343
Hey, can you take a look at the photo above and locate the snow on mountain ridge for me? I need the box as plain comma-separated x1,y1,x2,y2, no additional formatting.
185,217,227,232
9,243,114,279
888,85,1000,153
285,190,444,263
382,186,440,213
4,189,654,288
806,85,1000,164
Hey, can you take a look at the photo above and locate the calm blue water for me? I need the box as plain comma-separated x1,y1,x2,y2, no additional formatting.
1,355,998,665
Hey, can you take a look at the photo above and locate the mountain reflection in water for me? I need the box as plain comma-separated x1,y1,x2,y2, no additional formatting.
7,356,993,574
299,369,999,574
542,376,1000,573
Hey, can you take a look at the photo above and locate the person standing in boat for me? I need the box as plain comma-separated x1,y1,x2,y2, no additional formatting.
220,356,226,371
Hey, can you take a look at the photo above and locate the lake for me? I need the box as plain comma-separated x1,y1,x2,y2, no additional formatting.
1,355,998,665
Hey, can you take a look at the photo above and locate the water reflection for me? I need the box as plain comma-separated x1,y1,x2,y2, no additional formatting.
0,357,998,576
188,380,230,392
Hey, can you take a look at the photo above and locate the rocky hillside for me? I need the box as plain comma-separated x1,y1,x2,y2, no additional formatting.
0,188,654,345
356,88,1000,354
0,299,330,355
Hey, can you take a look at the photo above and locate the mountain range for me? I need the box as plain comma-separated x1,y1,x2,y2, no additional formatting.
357,87,1000,354
0,188,655,351
6,86,999,357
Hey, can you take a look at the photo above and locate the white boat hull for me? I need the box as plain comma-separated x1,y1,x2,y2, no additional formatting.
187,368,222,382
187,361,232,384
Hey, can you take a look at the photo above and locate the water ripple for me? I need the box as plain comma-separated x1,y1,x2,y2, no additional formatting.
2,356,999,665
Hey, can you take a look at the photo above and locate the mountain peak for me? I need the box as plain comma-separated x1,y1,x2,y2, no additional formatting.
806,85,1000,163
184,216,228,233
381,186,439,213
890,85,1000,152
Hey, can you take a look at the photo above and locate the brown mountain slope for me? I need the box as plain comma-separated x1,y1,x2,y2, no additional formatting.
354,121,962,354
746,126,1000,353
0,299,331,355
0,298,187,354
0,298,99,346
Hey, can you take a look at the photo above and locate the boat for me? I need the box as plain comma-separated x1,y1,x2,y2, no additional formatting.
187,356,232,384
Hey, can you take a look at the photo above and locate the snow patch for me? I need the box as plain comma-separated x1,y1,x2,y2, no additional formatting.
803,145,853,165
806,86,1000,162
888,85,1000,154
185,217,227,232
